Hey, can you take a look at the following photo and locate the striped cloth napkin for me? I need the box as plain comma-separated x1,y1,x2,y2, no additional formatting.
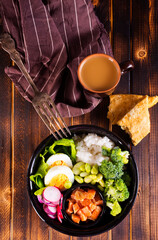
0,0,112,117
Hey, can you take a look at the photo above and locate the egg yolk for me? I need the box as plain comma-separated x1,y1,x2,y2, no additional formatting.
49,174,68,191
50,160,68,168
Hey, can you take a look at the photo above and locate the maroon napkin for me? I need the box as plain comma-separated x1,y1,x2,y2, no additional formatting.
0,0,113,117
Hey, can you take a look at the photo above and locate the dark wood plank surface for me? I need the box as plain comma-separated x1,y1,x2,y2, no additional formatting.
0,0,158,239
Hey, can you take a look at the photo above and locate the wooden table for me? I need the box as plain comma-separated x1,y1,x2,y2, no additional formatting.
0,0,158,239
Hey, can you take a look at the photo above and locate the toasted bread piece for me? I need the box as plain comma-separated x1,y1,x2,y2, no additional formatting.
107,94,145,124
117,96,150,145
148,96,158,108
107,94,158,124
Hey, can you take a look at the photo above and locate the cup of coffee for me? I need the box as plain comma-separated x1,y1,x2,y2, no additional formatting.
77,54,134,97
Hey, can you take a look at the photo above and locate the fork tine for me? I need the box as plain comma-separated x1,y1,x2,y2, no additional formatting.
44,102,68,138
48,98,71,136
38,104,65,139
34,105,59,140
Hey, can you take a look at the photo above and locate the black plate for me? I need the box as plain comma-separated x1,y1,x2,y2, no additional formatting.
27,124,138,237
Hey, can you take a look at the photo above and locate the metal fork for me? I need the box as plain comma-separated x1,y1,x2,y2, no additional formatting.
0,33,71,140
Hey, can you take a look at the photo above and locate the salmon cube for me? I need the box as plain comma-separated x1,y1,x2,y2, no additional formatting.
80,198,92,207
73,202,80,214
73,189,87,201
89,202,97,212
71,188,83,199
81,206,91,217
71,214,80,224
66,200,73,214
86,189,96,199
77,210,87,221
89,206,102,221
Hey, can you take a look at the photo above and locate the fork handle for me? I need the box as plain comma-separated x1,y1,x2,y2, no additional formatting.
10,50,39,93
0,33,39,93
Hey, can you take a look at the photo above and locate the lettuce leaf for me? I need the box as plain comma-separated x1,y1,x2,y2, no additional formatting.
29,154,49,189
48,138,76,164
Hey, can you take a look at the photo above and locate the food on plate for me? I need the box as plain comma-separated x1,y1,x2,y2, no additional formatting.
37,186,63,222
107,94,158,145
48,138,76,164
46,153,73,168
44,165,74,191
30,138,76,194
73,133,115,165
99,147,129,180
30,133,131,220
104,178,129,216
66,187,103,224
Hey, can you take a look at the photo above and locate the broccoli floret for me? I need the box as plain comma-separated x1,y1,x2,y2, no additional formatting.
122,172,131,187
106,200,122,216
105,179,130,203
104,179,129,216
99,146,130,180
111,147,129,164
102,146,112,157
105,179,114,188
115,178,126,191
120,150,130,158
99,159,124,180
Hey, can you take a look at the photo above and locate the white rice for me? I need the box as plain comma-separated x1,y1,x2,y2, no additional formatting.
73,133,115,166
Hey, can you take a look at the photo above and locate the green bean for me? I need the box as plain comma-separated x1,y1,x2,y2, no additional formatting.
84,176,92,183
74,175,84,184
79,163,86,172
73,162,84,168
84,174,97,183
89,174,97,180
72,167,81,175
64,180,72,189
91,180,97,185
91,164,98,175
99,179,105,187
80,171,89,177
85,163,91,173
95,173,103,182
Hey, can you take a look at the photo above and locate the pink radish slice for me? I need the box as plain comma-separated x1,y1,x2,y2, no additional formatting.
43,186,61,204
37,195,52,205
47,205,57,215
37,194,45,204
47,214,56,219
43,204,57,215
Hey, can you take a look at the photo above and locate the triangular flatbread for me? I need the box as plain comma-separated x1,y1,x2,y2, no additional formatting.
117,96,150,146
107,94,158,124
148,96,158,108
107,94,145,124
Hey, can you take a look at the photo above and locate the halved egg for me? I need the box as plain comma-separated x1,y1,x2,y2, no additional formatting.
46,153,73,168
44,165,74,191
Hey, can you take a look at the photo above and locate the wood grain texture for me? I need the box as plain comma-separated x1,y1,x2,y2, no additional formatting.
0,50,12,240
111,0,132,146
148,0,158,239
131,0,152,240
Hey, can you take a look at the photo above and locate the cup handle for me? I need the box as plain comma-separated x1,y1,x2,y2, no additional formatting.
120,60,134,75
